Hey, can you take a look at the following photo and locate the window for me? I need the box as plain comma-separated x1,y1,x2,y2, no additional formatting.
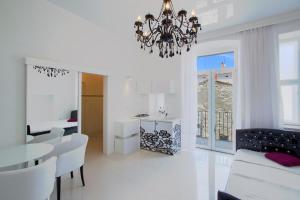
197,52,234,72
279,31,300,126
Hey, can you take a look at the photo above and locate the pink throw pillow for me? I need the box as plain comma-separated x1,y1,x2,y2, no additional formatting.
265,152,300,167
67,118,77,122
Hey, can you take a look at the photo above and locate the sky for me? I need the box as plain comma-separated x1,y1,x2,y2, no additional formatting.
197,52,234,72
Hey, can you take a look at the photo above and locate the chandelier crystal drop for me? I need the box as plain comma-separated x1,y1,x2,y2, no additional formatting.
134,0,201,58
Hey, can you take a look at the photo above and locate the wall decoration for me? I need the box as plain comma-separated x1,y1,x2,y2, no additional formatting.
33,65,69,77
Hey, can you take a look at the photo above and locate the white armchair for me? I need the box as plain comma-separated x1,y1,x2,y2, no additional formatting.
0,157,57,200
45,133,89,200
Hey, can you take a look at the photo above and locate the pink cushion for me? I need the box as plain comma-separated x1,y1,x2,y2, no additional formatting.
67,118,77,122
265,152,300,167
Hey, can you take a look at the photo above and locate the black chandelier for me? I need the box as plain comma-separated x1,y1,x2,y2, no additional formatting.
33,66,69,77
134,0,201,58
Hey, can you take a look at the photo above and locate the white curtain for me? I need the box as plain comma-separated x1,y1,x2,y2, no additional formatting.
181,52,198,151
238,25,281,129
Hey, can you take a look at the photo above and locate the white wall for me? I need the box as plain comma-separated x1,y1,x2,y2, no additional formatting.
27,66,78,123
0,0,181,154
137,54,182,118
149,93,165,117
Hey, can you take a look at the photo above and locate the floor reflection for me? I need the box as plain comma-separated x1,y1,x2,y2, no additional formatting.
52,140,233,200
194,149,233,200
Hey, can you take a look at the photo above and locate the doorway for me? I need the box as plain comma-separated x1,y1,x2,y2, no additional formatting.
81,73,104,152
196,51,236,153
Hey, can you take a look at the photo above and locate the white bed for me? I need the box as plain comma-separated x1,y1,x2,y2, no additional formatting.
29,120,78,134
226,149,300,200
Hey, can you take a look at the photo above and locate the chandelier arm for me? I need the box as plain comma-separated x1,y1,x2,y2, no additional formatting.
178,15,184,29
170,1,177,18
172,32,184,48
172,10,189,27
171,2,190,27
182,22,191,29
175,16,191,28
144,41,155,48
148,20,154,33
171,29,185,47
152,33,163,47
169,26,175,34
170,5,191,29
141,39,153,48
144,32,162,48
153,32,162,43
170,21,191,34
141,28,161,44
148,17,161,32
173,28,196,47
173,26,189,38
155,2,165,22
174,19,191,31
175,25,197,39
148,3,165,30
184,34,196,45
183,34,196,45
141,34,155,45
187,35,196,42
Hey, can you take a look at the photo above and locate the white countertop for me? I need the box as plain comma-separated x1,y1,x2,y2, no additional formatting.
140,117,181,123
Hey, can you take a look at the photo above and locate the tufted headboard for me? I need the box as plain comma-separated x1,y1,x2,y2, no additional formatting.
236,129,300,158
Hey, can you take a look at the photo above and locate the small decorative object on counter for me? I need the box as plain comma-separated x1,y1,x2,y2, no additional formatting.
158,106,168,118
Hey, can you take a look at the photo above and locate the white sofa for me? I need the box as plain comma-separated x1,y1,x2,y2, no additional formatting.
223,128,300,200
225,149,300,200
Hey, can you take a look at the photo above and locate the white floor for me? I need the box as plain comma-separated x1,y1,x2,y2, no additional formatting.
51,139,233,200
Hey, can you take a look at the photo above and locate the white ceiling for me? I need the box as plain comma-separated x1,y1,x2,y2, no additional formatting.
49,0,300,40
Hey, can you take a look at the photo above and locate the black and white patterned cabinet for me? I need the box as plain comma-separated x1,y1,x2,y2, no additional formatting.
140,119,181,155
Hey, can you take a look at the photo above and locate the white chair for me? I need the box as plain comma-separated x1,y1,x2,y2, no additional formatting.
0,157,57,200
45,134,89,200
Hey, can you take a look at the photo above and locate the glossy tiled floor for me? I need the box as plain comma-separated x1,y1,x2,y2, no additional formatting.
51,137,233,200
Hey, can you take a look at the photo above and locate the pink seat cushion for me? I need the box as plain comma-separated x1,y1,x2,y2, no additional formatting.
67,118,77,122
265,152,300,167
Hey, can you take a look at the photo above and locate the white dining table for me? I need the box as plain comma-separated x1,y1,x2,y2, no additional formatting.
0,143,54,169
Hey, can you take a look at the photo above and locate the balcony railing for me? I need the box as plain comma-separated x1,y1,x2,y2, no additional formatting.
197,111,233,142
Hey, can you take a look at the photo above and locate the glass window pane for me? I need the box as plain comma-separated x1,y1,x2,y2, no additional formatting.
281,85,299,124
214,72,233,144
197,52,234,72
279,41,298,80
197,74,209,139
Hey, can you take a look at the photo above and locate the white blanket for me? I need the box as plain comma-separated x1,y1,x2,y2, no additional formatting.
234,149,300,175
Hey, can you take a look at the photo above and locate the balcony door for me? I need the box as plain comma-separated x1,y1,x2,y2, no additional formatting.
196,52,235,153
